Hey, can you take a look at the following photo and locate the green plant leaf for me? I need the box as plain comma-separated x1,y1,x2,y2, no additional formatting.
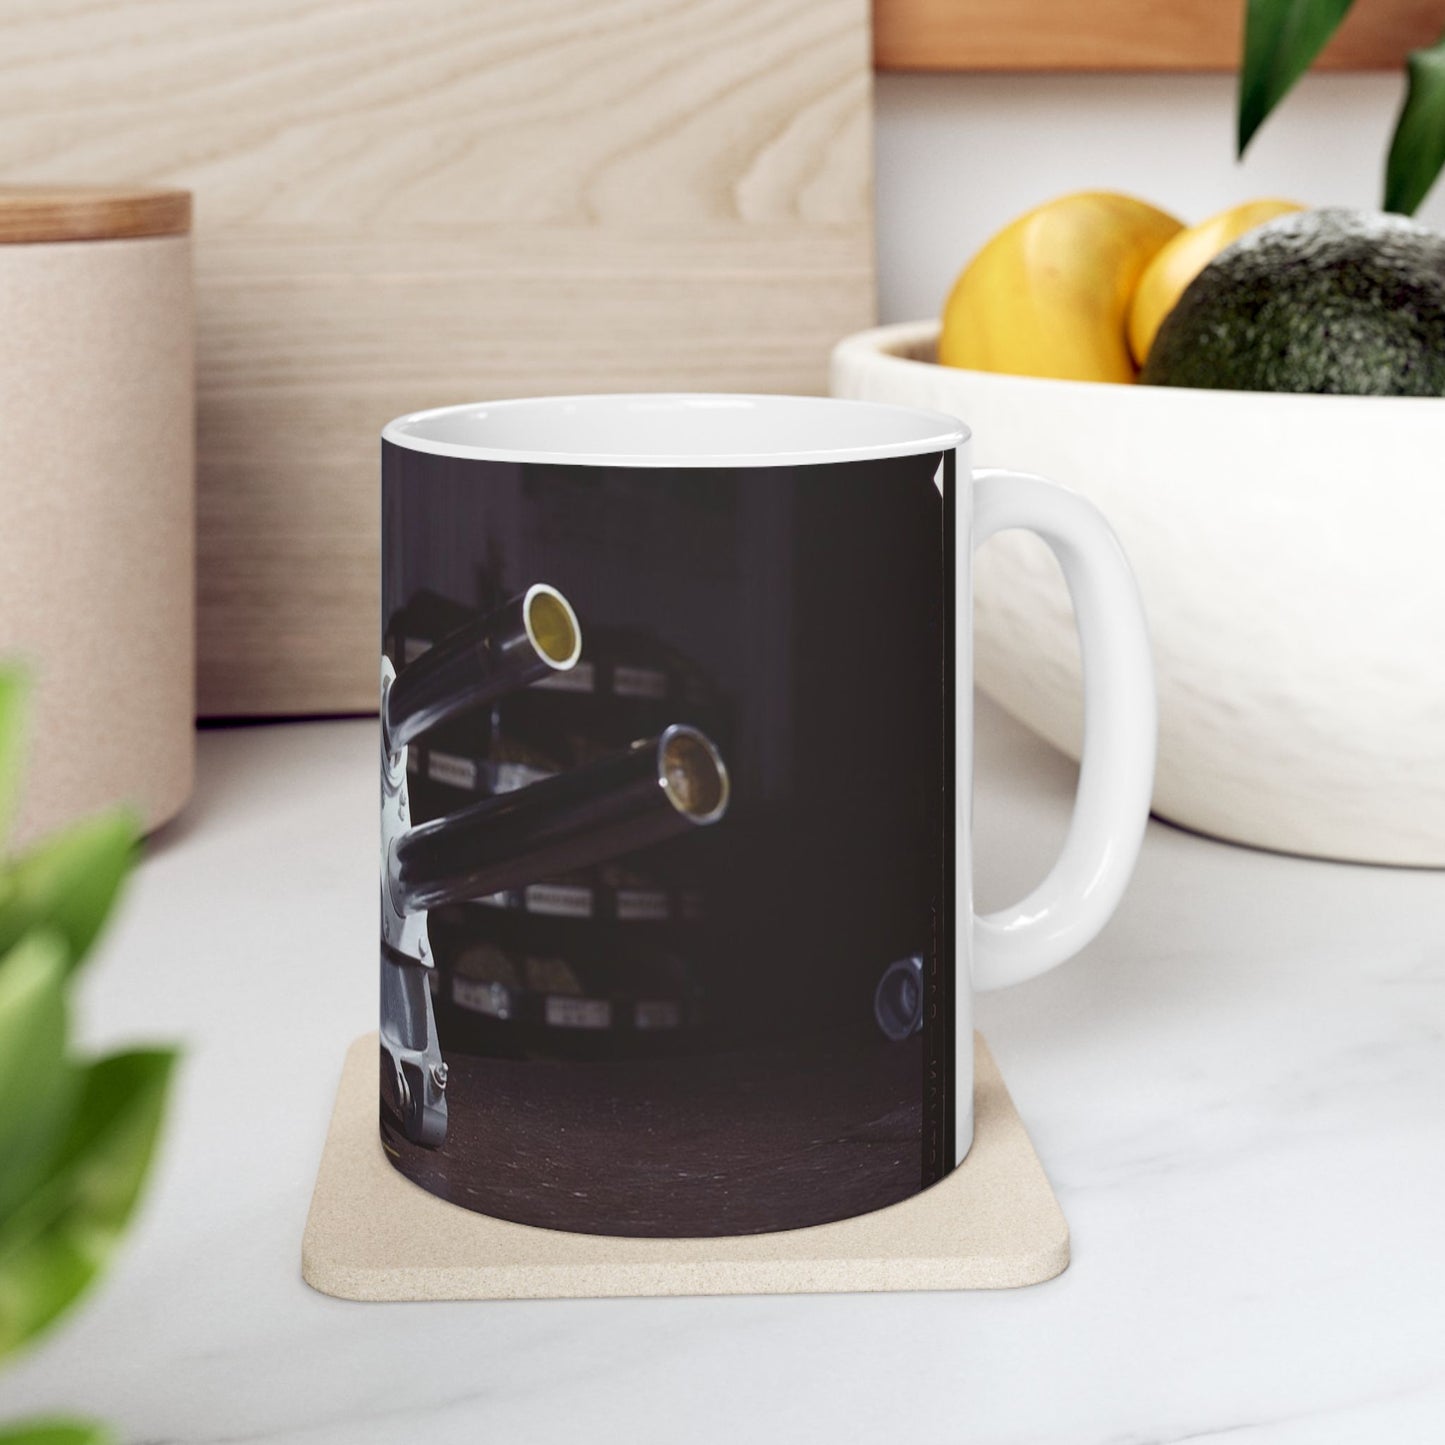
0,935,78,1222
1385,27,1445,214
0,670,27,848
1238,0,1358,156
0,1419,112,1445
0,812,138,977
0,1049,177,1358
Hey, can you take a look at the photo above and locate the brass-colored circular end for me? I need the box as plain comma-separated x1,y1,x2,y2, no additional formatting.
658,726,730,825
524,585,581,669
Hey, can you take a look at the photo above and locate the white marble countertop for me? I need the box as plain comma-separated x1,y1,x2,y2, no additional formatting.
4,698,1443,1443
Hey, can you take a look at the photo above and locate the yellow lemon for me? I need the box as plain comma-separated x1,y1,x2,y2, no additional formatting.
939,192,1182,384
1127,199,1304,366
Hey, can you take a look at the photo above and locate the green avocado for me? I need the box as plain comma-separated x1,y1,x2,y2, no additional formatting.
1141,207,1445,396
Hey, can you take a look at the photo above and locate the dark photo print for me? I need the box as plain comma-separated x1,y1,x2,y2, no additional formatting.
380,433,952,1238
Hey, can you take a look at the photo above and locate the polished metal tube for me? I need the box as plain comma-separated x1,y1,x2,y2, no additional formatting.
388,725,729,913
383,584,581,754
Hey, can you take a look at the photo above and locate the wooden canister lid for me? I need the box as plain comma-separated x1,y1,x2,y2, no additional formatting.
0,185,191,243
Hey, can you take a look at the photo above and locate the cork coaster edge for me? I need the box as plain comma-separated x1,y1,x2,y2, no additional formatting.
302,1033,1069,1300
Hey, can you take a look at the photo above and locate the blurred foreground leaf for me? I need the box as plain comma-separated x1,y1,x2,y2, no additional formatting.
0,672,26,846
0,662,175,1445
1238,0,1356,155
0,1049,176,1357
0,813,138,975
0,1420,111,1445
1385,28,1445,214
0,936,77,1221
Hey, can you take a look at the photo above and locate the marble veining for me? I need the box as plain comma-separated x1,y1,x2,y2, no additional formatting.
2,698,1442,1442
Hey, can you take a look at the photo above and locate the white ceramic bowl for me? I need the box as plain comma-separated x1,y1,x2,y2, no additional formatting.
832,320,1445,865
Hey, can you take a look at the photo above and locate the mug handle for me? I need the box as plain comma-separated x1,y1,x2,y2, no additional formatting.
970,469,1156,991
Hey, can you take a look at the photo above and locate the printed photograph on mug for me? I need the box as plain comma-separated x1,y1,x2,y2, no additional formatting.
379,404,953,1238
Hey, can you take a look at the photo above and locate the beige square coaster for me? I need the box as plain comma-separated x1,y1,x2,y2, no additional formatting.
301,1033,1069,1300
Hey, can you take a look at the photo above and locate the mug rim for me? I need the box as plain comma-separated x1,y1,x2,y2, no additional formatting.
381,392,969,469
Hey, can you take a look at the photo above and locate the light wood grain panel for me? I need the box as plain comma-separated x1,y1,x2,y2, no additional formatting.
0,0,874,714
874,0,1444,72
192,227,872,713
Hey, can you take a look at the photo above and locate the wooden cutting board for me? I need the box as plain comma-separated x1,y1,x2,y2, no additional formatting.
0,0,875,715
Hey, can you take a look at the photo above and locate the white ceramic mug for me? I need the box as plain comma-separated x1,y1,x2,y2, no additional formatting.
378,393,1154,1237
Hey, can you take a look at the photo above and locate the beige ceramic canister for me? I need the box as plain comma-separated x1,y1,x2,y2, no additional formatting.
0,185,194,845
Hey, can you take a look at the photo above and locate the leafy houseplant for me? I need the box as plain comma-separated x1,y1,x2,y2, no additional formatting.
0,671,177,1445
1239,0,1445,213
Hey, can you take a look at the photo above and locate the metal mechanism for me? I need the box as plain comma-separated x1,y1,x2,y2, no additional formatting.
874,954,924,1042
379,587,730,1149
381,654,448,1148
383,583,580,755
388,725,729,915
